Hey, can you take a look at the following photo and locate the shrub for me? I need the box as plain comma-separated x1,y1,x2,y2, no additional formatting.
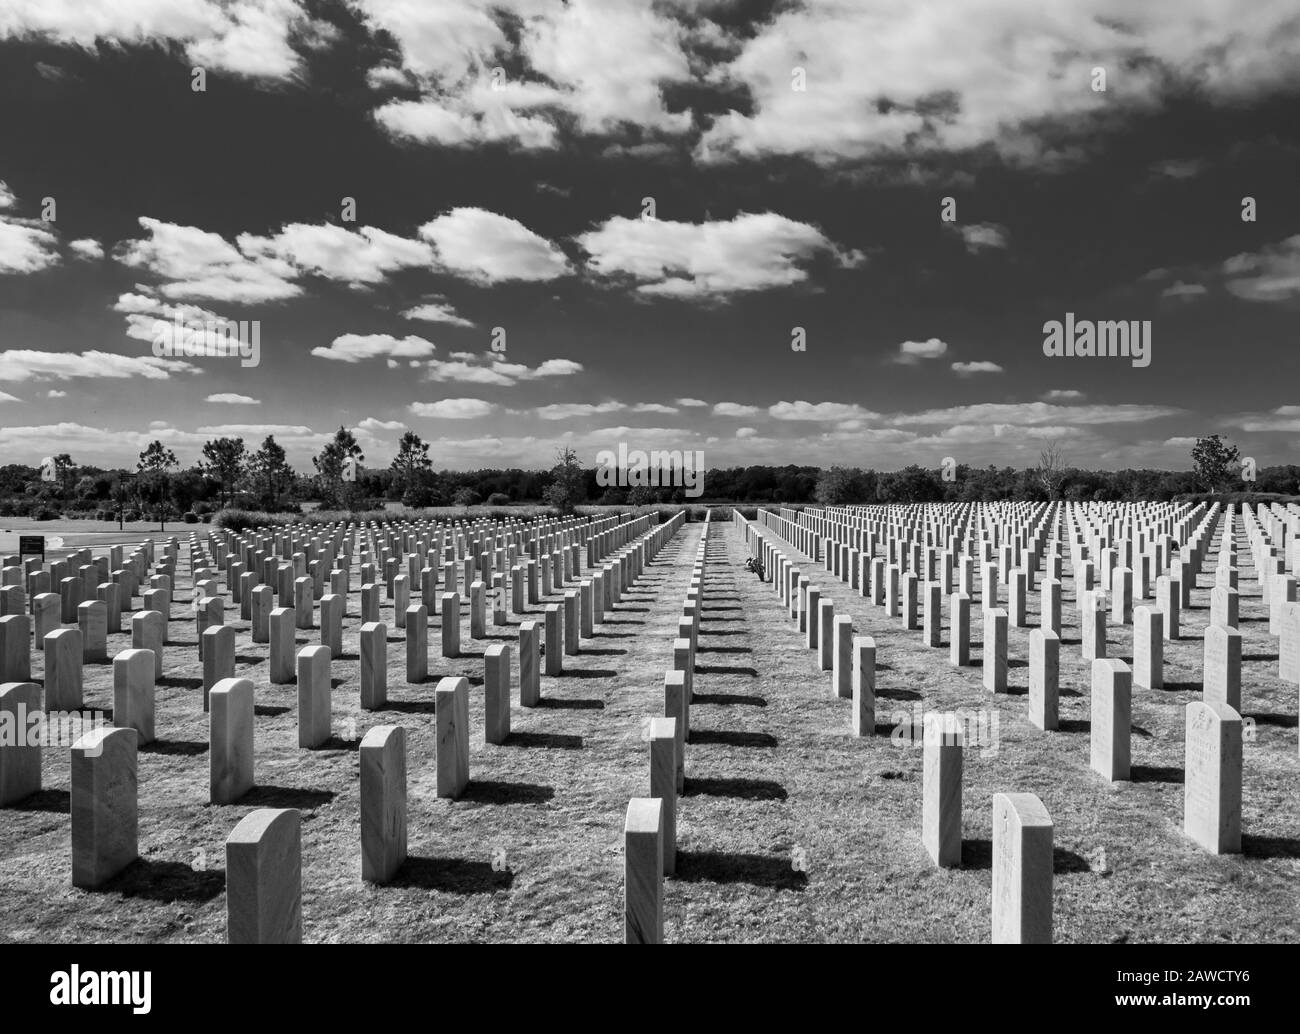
485,492,511,506
33,506,61,521
183,511,200,524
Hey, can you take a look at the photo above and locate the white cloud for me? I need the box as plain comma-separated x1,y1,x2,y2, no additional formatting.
401,298,474,327
696,1,1300,167
951,360,1004,375
68,238,104,260
895,338,948,364
952,222,1008,253
1237,405,1300,432
238,223,433,285
0,349,199,382
675,397,708,407
768,401,878,422
418,208,572,283
631,403,678,414
579,212,860,299
312,333,437,362
424,351,582,386
47,389,67,398
116,217,299,303
1222,234,1300,302
1043,389,1084,401
534,401,626,420
1161,280,1208,300
892,402,1181,426
713,402,761,417
206,393,260,404
0,0,311,80
409,398,495,419
0,214,59,274
0,391,19,402
735,426,757,439
358,417,406,432
0,181,14,209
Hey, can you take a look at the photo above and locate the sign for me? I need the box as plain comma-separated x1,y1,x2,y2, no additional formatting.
18,535,45,559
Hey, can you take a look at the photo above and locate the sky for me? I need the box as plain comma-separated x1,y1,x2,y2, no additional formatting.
0,0,1298,474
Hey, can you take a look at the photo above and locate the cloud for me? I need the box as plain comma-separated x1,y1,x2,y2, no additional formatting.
0,182,14,209
116,217,299,303
695,1,1300,167
238,223,433,285
409,398,495,419
424,351,582,386
312,333,437,362
895,338,948,364
1222,234,1300,302
0,349,199,381
951,222,1008,253
401,298,474,327
1150,158,1205,179
631,403,678,414
675,397,708,407
206,393,260,404
68,238,104,260
418,208,572,283
892,402,1181,426
0,0,313,80
951,360,1004,375
1161,280,1208,300
579,211,861,299
0,185,60,274
47,389,67,398
534,401,626,420
713,402,761,417
1237,405,1300,432
768,401,879,422
357,417,406,432
1043,389,1085,401
0,391,19,402
735,427,757,439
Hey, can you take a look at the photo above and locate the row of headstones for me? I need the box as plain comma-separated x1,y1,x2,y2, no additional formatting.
626,512,711,940
736,514,1064,942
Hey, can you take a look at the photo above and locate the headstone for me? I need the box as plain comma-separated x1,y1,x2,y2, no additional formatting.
983,608,1008,693
0,615,31,683
440,592,460,657
0,681,41,805
1210,585,1238,631
112,648,155,745
360,725,407,883
544,604,563,675
991,792,1053,944
269,607,295,684
297,645,332,748
360,621,387,710
922,713,963,868
435,676,470,798
624,797,664,945
1202,624,1242,713
250,584,273,643
70,726,138,888
1028,628,1059,731
1183,700,1243,855
210,677,255,804
131,610,164,678
664,670,688,792
519,621,540,706
43,628,83,711
485,643,511,745
1132,606,1163,690
649,717,677,877
225,809,302,944
405,604,428,684
950,592,970,666
320,593,343,659
832,615,853,699
852,636,875,736
1090,658,1131,782
202,624,236,712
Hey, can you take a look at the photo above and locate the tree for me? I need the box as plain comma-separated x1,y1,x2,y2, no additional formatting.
815,466,864,505
248,435,292,510
543,447,587,514
391,432,432,492
109,478,134,530
201,437,247,508
136,440,178,530
1191,434,1241,492
313,426,364,508
1036,440,1067,500
137,441,178,474
453,486,480,511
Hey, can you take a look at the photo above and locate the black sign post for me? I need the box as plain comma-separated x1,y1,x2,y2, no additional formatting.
18,535,45,559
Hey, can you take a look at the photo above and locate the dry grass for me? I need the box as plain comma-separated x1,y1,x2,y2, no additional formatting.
1,517,1297,943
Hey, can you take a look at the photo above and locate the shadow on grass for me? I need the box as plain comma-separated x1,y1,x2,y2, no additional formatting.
157,676,202,690
504,731,583,750
237,785,336,809
315,735,362,752
1130,764,1183,784
694,665,759,677
692,692,766,707
698,629,747,637
1248,711,1299,728
683,776,786,800
1059,718,1090,733
690,729,777,748
697,645,753,654
962,840,1091,874
11,788,69,813
381,699,438,714
556,668,618,680
674,850,807,890
102,858,225,903
536,697,603,710
140,739,207,756
390,856,514,893
459,780,555,805
253,704,291,717
1242,834,1300,859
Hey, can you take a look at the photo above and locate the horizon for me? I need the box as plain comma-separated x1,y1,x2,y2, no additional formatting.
2,2,1299,472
